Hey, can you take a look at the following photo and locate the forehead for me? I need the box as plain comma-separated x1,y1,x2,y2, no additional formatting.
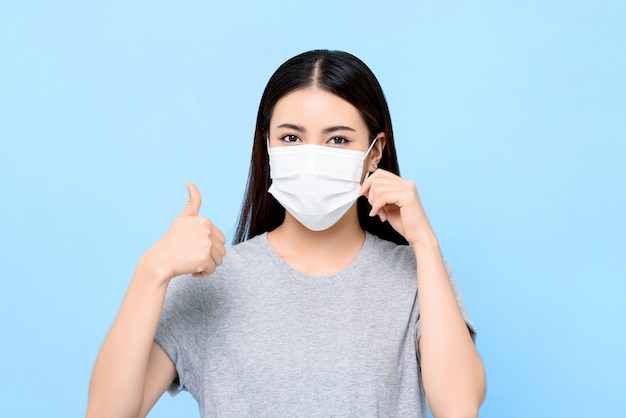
271,87,367,130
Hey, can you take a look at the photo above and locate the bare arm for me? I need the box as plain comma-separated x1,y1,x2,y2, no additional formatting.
361,168,486,418
87,262,173,418
415,235,486,418
86,183,226,417
136,342,179,418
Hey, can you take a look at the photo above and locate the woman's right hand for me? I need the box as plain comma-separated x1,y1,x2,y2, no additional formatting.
140,182,227,285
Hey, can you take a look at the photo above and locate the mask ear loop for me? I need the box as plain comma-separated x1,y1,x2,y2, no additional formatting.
362,135,379,181
266,134,274,156
362,136,378,161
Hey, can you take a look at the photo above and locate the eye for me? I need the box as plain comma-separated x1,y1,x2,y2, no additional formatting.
279,134,301,143
328,136,349,145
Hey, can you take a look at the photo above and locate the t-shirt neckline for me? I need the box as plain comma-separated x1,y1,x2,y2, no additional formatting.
257,230,375,282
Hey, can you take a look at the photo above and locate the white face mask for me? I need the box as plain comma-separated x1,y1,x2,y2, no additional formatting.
268,138,377,231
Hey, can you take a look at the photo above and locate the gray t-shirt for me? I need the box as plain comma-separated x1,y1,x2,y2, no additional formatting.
155,231,476,417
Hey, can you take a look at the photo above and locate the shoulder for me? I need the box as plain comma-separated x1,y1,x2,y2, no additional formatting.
222,233,269,264
365,232,416,267
166,233,268,290
357,233,417,289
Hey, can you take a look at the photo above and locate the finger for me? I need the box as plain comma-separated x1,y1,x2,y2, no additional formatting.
182,182,202,216
359,176,371,196
360,169,400,196
199,217,226,244
369,199,384,218
379,207,388,222
363,181,387,216
359,182,370,197
359,169,381,195
191,237,226,278
367,188,405,218
191,259,216,278
210,242,226,267
368,204,388,222
212,224,227,245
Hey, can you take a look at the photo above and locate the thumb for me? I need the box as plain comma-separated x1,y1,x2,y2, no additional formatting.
181,182,202,216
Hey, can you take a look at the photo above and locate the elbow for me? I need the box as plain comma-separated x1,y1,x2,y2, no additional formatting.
428,373,486,418
86,395,142,418
428,394,483,418
432,391,485,418
86,407,142,418
433,405,480,418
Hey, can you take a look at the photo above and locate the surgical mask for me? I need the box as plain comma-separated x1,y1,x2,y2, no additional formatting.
268,138,377,231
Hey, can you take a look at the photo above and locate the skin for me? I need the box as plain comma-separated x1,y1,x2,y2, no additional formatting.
86,184,227,418
86,87,486,418
266,87,379,276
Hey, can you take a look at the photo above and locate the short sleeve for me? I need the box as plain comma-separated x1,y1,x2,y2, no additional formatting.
154,274,207,397
415,259,477,364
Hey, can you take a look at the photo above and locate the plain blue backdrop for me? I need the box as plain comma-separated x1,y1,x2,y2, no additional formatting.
1,1,624,417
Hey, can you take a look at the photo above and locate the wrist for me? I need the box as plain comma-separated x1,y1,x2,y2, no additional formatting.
408,226,439,249
135,249,173,289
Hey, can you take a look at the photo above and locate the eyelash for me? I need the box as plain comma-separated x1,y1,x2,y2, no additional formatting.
278,135,351,145
328,136,349,145
279,134,300,143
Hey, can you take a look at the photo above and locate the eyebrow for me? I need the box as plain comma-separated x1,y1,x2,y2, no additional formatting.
275,123,357,134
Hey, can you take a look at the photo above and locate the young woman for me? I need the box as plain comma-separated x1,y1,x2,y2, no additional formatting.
87,50,486,417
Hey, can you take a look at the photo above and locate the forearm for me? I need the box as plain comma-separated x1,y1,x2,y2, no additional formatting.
87,256,169,418
415,234,485,418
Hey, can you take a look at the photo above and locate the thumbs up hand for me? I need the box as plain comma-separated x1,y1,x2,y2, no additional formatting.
142,183,227,284
181,181,203,217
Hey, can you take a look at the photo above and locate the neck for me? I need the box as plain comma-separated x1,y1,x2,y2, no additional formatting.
267,205,366,276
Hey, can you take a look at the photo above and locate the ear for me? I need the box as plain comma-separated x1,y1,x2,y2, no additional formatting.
369,133,386,170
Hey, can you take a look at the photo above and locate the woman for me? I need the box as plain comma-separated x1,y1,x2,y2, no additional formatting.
87,50,486,417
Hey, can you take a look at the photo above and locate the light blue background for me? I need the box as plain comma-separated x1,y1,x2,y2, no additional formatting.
1,1,624,417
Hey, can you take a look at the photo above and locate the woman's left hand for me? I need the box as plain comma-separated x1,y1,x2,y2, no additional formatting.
359,169,435,246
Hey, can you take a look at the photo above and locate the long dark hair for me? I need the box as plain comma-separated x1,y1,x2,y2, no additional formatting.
233,50,407,245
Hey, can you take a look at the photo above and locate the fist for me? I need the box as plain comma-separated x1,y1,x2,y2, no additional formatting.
145,182,227,282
